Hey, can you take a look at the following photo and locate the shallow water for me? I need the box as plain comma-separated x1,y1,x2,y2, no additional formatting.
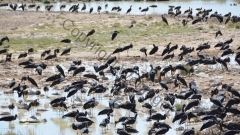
0,89,209,135
0,0,239,15
1,55,236,135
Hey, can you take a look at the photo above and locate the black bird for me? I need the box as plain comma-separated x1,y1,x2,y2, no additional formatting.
46,73,61,82
161,102,174,111
9,78,16,88
126,5,132,14
215,30,222,38
162,43,171,56
105,4,108,9
181,127,195,135
225,98,240,108
71,122,93,131
61,39,71,43
9,4,17,11
122,113,138,126
112,47,123,55
140,47,147,57
168,44,178,54
222,130,240,135
61,47,71,56
27,76,39,88
19,3,26,11
0,114,17,122
149,44,158,55
67,86,79,98
18,52,27,59
36,6,40,11
221,49,234,57
62,110,79,118
97,64,108,72
5,53,12,63
141,7,149,15
106,56,116,65
89,7,93,14
224,38,233,44
115,116,129,126
50,97,66,105
45,51,57,60
87,29,95,37
84,74,99,81
162,15,168,25
216,57,228,70
117,128,130,135
81,3,86,12
28,48,34,54
0,49,7,54
148,113,168,122
192,17,202,25
97,6,102,14
225,16,231,24
200,119,218,131
160,81,168,90
112,30,119,40
150,5,157,8
142,102,152,110
182,19,187,26
144,89,156,100
184,99,200,111
162,53,174,60
98,107,113,116
0,36,9,46
50,77,65,87
210,98,223,107
60,5,66,10
0,3,8,7
73,67,86,77
56,65,65,78
176,74,188,88
155,127,170,134
8,103,15,113
125,126,139,133
129,24,133,28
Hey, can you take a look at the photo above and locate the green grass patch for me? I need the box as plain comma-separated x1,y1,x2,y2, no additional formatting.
174,103,183,111
236,24,240,29
8,37,60,52
227,22,240,29
179,64,191,76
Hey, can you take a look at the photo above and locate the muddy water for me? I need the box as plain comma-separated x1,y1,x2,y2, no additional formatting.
0,0,239,15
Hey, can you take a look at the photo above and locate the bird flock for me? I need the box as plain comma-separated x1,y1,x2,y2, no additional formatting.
0,1,240,135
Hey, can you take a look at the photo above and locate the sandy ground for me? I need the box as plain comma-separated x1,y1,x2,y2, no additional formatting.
0,11,240,97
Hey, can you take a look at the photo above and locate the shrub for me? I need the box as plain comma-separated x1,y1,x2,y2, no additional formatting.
131,19,137,24
209,25,214,29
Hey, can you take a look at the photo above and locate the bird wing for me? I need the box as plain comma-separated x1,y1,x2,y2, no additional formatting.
28,77,38,88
